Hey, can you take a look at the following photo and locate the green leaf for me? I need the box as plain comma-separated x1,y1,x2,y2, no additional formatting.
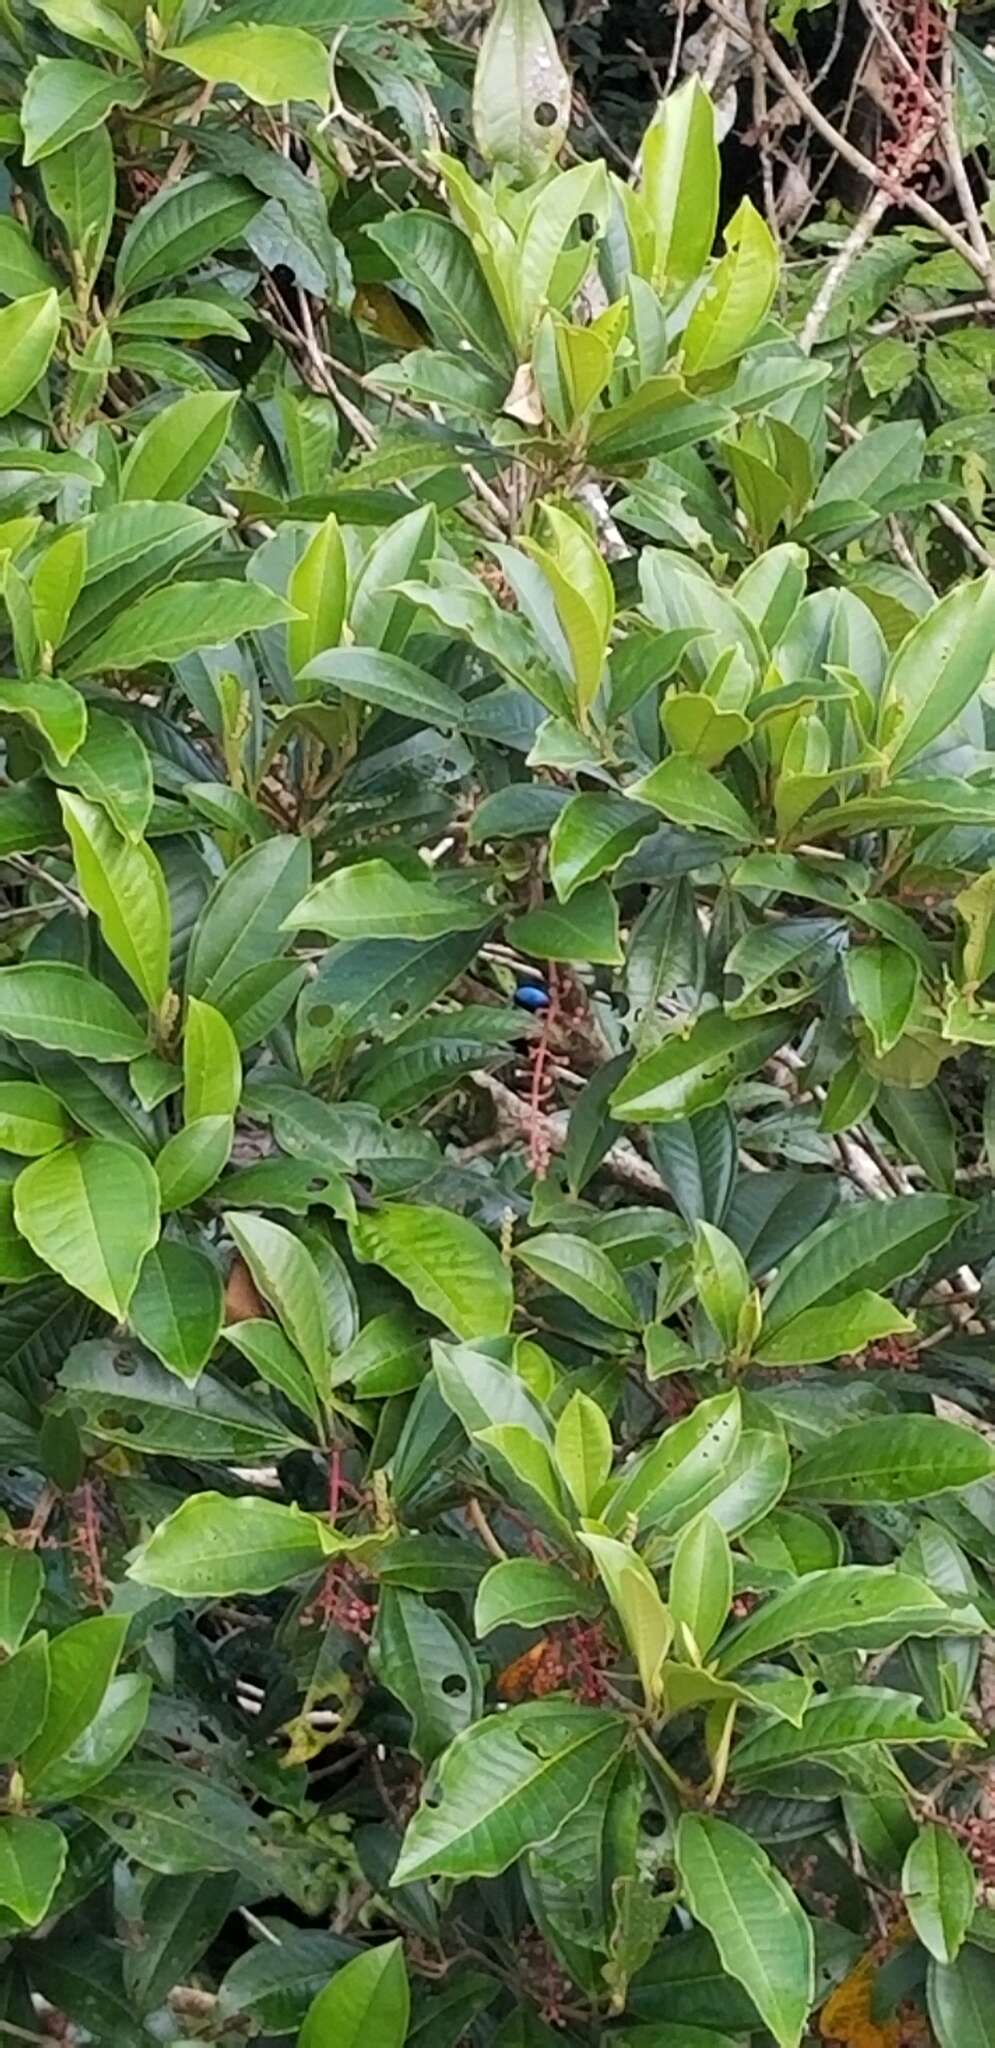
367,211,513,374
516,1231,638,1331
642,77,719,294
115,173,262,300
351,1205,512,1340
21,59,145,165
165,24,331,108
375,1590,480,1764
693,1222,750,1353
611,1012,788,1123
762,1193,965,1334
0,675,86,764
549,792,657,902
60,794,170,1010
299,1941,409,2048
225,1213,329,1392
0,1551,43,1655
156,1116,233,1212
224,1318,322,1428
471,0,571,180
0,1817,66,1928
928,1943,995,2048
30,1671,150,1802
297,647,467,729
881,575,995,777
903,1823,976,1964
474,1558,601,1635
605,1389,742,1536
629,756,757,841
732,1687,976,1780
40,127,114,287
579,1530,672,1707
845,939,919,1056
0,217,59,299
112,297,250,342
15,1139,159,1316
66,579,295,677
128,1241,223,1384
0,290,60,415
120,391,237,504
0,1081,69,1156
288,515,347,681
32,529,87,654
791,1415,995,1504
184,997,240,1121
54,705,153,840
186,836,311,1005
128,1492,334,1596
675,1815,814,2048
393,1700,626,1884
507,882,622,966
0,1632,50,1761
21,1613,126,1790
718,1566,979,1674
669,1512,731,1660
61,1338,307,1461
284,860,488,943
554,1389,613,1514
683,202,778,375
31,0,141,61
755,1290,912,1367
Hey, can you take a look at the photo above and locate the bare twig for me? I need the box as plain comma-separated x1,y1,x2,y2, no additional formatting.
940,17,994,285
465,1496,507,1561
702,0,991,286
800,186,891,351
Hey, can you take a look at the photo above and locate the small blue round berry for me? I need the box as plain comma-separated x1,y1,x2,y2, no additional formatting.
514,983,550,1012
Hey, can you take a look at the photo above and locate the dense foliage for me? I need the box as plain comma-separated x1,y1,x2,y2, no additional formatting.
1,0,995,2042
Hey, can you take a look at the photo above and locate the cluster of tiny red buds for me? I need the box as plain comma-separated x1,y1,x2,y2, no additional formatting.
300,1559,376,1639
515,1928,575,2029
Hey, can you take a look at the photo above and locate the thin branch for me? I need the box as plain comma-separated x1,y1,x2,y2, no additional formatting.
800,185,890,351
702,0,991,287
465,1496,507,1561
940,16,994,284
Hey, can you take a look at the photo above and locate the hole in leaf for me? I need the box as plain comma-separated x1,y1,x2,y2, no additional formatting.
441,1673,467,1697
113,1352,138,1377
172,1787,197,1811
642,1806,666,1838
534,99,558,126
113,1811,136,1830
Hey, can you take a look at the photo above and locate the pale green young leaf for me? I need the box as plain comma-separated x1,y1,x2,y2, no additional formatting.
164,25,330,108
642,76,719,293
903,1823,976,1964
183,997,241,1122
21,59,145,165
225,1213,330,1392
60,793,170,1009
554,1389,613,1515
299,1940,409,2048
669,1511,732,1659
14,1139,160,1317
288,514,347,680
0,290,60,415
121,391,237,503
